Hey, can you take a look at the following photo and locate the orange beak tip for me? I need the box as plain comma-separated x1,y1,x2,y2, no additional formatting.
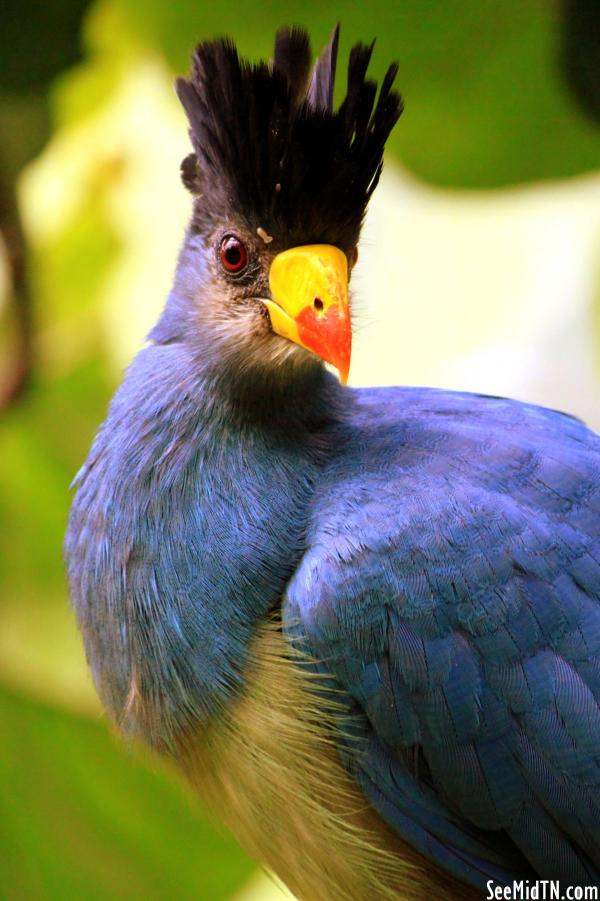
295,303,351,385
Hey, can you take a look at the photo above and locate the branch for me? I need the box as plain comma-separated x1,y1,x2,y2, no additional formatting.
0,171,33,410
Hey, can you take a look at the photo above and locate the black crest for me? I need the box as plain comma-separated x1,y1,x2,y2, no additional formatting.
176,26,403,249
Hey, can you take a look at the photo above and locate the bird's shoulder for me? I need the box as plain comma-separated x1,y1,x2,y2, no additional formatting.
288,385,600,701
295,384,600,609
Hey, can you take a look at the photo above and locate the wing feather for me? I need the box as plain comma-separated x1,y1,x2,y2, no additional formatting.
284,387,600,888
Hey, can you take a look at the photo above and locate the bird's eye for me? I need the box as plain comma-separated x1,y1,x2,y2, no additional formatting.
219,235,248,273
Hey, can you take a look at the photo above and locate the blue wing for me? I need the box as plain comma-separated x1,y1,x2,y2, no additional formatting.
284,387,600,890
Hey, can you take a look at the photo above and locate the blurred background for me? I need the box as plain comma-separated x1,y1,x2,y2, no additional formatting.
1,1,599,898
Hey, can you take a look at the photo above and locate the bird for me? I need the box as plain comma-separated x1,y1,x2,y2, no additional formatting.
65,25,600,901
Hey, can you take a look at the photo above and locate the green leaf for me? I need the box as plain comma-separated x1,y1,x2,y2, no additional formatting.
0,683,255,900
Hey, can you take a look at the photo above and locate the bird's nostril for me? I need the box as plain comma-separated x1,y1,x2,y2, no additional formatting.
313,297,324,311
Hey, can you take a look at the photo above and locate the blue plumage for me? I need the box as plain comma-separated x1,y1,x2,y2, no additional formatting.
67,341,337,745
65,26,600,899
284,387,600,887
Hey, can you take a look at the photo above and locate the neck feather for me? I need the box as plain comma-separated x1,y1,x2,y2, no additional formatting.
67,338,347,750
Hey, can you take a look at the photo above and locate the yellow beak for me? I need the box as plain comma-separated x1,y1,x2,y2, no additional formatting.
264,245,351,384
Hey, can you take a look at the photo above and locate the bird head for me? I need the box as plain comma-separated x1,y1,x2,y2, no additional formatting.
155,27,402,388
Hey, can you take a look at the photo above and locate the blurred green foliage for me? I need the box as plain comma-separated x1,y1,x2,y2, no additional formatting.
0,686,253,900
1,1,599,899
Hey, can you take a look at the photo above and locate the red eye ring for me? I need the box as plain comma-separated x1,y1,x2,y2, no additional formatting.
219,235,248,273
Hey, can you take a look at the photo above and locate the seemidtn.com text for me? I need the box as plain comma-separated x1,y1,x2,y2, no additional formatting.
487,882,598,901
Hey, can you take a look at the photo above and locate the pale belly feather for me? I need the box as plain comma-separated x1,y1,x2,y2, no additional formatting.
174,618,479,901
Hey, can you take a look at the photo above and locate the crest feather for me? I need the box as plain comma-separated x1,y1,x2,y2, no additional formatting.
273,27,312,107
176,26,403,248
307,24,339,113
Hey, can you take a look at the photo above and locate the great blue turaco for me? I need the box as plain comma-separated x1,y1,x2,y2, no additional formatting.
66,25,600,901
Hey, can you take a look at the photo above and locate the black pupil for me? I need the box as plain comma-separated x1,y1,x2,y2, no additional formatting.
225,242,241,266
